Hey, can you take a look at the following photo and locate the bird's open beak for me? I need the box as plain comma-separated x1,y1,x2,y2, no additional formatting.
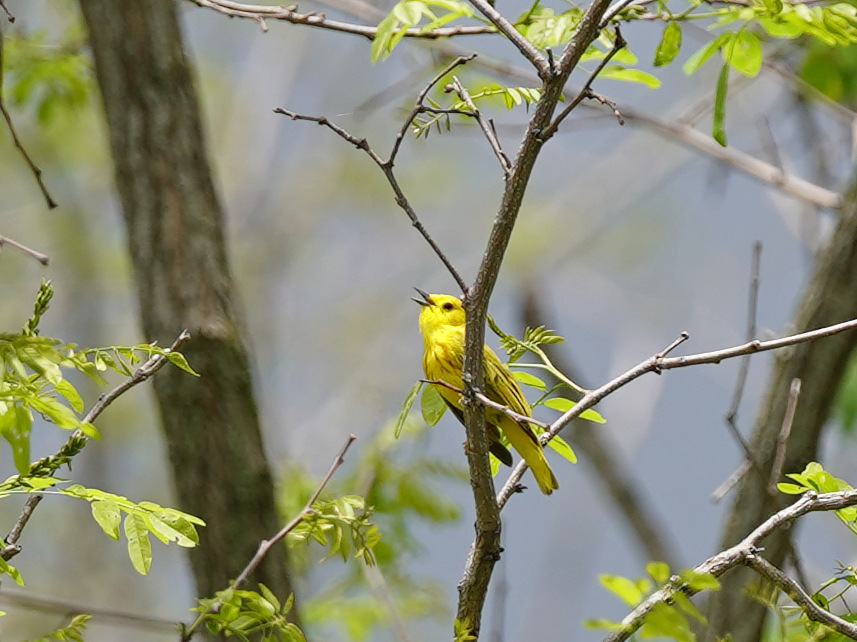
411,287,433,306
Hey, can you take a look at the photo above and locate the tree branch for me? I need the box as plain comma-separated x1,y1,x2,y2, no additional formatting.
186,0,495,37
182,434,356,641
276,55,474,293
602,489,857,642
0,234,49,265
0,23,56,209
1,331,192,559
497,318,857,506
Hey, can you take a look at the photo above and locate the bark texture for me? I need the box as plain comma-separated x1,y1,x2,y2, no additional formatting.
703,178,857,641
78,0,296,604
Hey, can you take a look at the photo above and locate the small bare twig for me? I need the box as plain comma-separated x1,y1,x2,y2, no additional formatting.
422,378,551,429
448,77,511,176
181,434,357,641
542,26,627,140
603,489,857,642
0,25,56,209
276,57,475,292
2,330,192,559
0,234,49,265
0,1,14,23
714,241,762,501
769,378,802,495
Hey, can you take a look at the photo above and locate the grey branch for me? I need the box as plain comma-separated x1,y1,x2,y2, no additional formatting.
187,0,495,37
602,490,857,642
497,317,857,506
181,434,357,641
0,234,49,265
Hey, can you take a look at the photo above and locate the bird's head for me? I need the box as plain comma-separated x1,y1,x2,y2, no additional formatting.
413,288,465,336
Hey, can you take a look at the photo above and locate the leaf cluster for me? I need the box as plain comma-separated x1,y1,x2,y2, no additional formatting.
778,462,857,535
192,585,305,642
30,614,91,642
287,495,380,565
2,25,93,124
587,562,719,642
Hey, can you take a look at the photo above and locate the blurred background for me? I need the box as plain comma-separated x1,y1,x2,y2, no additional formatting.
1,0,856,639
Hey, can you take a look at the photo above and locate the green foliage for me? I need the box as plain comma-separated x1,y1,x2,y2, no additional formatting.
2,26,93,124
371,0,480,62
0,478,204,575
0,281,196,476
749,561,857,641
799,42,857,106
30,614,91,642
454,618,477,641
280,421,463,639
588,562,718,641
192,585,305,642
778,462,857,535
834,352,857,432
287,495,380,565
0,282,202,585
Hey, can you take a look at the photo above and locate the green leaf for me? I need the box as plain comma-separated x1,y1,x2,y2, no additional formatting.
395,381,422,438
542,397,606,423
0,406,31,474
722,30,762,77
600,574,644,606
646,561,671,584
91,499,121,540
0,556,24,586
598,66,662,88
512,370,545,390
683,32,732,75
678,568,720,591
421,383,447,426
547,434,577,463
777,482,807,494
53,378,84,413
124,513,153,575
654,22,682,67
712,63,729,146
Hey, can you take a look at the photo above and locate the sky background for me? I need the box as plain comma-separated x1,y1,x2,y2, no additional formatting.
1,0,856,640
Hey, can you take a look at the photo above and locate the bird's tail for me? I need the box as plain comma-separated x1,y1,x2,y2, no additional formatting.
500,417,559,495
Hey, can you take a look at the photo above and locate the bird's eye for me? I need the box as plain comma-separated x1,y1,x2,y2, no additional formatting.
442,302,454,311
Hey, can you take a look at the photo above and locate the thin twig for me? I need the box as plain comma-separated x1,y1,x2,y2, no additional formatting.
744,555,857,639
769,378,801,495
2,588,177,632
602,489,857,642
275,55,474,294
422,378,551,428
0,24,56,209
497,318,857,506
2,331,192,558
182,434,357,641
542,26,627,140
448,77,511,176
0,1,14,22
0,234,49,265
714,241,762,501
187,0,495,38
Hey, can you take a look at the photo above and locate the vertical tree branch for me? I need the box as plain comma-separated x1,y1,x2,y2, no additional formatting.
456,0,615,635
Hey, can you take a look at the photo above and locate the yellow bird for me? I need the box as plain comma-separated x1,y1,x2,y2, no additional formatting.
413,289,558,495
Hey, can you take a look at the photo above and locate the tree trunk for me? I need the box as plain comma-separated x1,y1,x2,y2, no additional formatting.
703,176,857,641
78,0,297,606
